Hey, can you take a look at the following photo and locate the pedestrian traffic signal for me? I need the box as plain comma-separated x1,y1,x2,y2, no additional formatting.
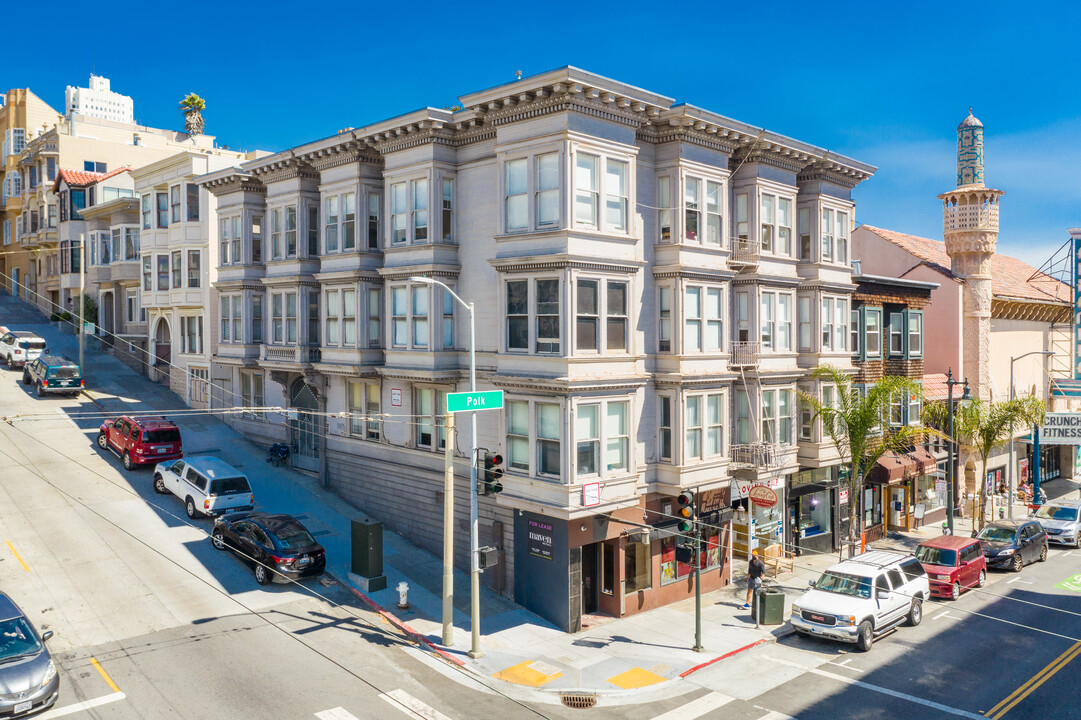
480,451,505,495
677,491,696,533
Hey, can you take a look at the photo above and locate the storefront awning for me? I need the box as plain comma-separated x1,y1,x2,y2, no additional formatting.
866,450,917,485
906,446,938,475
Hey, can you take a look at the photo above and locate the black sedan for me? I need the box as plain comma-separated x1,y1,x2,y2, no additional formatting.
978,519,1048,572
211,512,326,585
0,592,59,717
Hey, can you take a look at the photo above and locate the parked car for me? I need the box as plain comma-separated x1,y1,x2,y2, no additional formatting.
1033,500,1081,548
153,457,254,519
979,519,1048,572
790,550,929,652
21,356,83,397
0,592,59,717
211,512,326,585
915,535,987,599
96,416,183,470
0,331,47,369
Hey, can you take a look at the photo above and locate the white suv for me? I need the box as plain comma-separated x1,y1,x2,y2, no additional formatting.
1,330,47,369
153,457,254,519
790,550,929,652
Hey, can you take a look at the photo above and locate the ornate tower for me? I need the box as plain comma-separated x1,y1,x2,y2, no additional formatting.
939,110,1004,400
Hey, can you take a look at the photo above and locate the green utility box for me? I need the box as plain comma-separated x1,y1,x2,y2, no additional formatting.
754,587,785,625
351,518,387,592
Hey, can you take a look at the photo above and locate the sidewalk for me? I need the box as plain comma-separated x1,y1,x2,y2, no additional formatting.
6,292,1081,697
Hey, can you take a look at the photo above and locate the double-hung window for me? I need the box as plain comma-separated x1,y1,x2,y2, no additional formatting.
271,291,297,344
251,295,263,344
325,196,339,252
181,315,203,354
658,286,672,352
251,215,263,263
658,395,672,461
685,394,724,462
821,207,834,262
760,292,792,352
367,193,380,250
575,399,630,477
156,192,168,228
326,289,340,345
389,180,429,243
391,182,408,243
505,159,527,232
142,256,152,290
760,193,792,256
761,389,793,445
171,251,182,288
506,155,560,232
574,278,628,353
684,178,701,241
157,255,170,290
221,296,238,343
240,371,264,420
411,286,428,347
684,286,724,353
186,184,200,222
348,381,381,440
706,180,723,245
576,280,599,351
574,155,599,228
798,296,812,351
412,178,428,241
821,296,848,352
505,278,560,354
285,205,297,256
442,289,454,348
388,284,433,349
888,311,904,355
799,207,811,260
574,152,630,232
865,308,882,357
368,288,381,347
535,154,558,227
270,208,283,259
908,311,923,357
342,192,356,250
507,400,562,478
125,289,142,324
908,386,922,424
441,179,453,241
658,176,673,242
187,250,200,288
851,309,860,354
820,207,850,264
392,287,408,347
170,186,181,223
141,195,151,229
415,387,446,450
889,393,904,427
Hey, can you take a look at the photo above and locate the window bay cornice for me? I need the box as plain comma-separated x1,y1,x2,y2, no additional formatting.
489,254,644,275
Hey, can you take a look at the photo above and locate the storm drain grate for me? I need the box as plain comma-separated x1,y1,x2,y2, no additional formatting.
560,693,597,710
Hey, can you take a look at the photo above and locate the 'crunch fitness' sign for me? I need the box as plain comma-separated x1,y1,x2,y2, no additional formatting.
1038,413,1081,444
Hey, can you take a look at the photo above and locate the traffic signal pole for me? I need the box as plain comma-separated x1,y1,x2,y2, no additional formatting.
693,524,703,652
442,411,455,646
468,301,483,659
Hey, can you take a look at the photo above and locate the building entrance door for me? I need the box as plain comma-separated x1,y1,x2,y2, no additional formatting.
289,378,322,473
581,543,598,615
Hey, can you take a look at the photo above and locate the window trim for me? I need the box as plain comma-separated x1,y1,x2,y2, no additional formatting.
506,397,564,479
573,397,631,480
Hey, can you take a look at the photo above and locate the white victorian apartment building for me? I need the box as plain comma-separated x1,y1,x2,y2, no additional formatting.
200,67,874,632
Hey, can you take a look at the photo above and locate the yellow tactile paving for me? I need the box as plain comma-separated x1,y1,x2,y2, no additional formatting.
491,661,564,687
607,666,668,689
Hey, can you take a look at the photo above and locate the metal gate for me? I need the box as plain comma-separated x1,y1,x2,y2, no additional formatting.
289,379,322,472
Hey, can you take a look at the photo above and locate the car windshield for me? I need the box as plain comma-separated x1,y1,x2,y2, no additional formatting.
276,527,317,551
979,527,1017,543
0,617,43,661
48,366,80,379
1035,505,1079,522
814,571,872,599
915,545,957,567
144,428,180,444
18,340,45,350
208,476,250,496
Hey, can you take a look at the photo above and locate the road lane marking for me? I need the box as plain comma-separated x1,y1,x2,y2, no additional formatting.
315,709,360,720
1006,577,1033,585
649,691,734,720
771,658,984,719
752,710,798,720
379,689,453,720
934,611,960,620
5,540,29,571
36,692,125,719
827,658,863,672
89,657,120,693
984,640,1081,719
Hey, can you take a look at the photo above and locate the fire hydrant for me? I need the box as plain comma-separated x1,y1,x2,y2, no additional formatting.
397,581,409,609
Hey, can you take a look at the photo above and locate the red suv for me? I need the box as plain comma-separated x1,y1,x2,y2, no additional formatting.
97,416,183,470
915,535,987,600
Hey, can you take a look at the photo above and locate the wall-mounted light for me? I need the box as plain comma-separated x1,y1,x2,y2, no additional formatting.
580,523,587,532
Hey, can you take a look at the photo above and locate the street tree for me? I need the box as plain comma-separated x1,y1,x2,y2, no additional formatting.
799,365,939,550
925,396,1045,532
179,93,206,136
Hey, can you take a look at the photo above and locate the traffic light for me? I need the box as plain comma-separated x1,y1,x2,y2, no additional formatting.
677,491,696,533
480,451,505,495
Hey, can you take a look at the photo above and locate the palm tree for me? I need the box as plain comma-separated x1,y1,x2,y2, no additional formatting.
179,93,206,136
926,396,1046,533
799,365,940,549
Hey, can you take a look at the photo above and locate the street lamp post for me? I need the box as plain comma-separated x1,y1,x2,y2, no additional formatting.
410,276,482,659
944,369,971,535
1008,351,1054,520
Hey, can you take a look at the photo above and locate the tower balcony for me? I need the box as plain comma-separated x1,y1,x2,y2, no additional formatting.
939,187,1004,236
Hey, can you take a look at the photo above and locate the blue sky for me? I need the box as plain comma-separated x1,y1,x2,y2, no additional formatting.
11,1,1080,271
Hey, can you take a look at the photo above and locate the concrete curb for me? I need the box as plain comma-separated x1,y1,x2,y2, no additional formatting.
328,571,466,668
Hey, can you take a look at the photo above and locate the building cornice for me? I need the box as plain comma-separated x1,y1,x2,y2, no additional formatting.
991,297,1070,323
651,265,737,282
488,373,649,394
377,264,461,281
250,157,319,184
489,253,645,275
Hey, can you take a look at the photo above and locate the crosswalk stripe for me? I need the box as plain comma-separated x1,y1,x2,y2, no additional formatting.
379,689,454,720
649,691,734,720
315,708,359,720
36,692,126,719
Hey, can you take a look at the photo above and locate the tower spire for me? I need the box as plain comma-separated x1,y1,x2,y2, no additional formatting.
956,108,985,187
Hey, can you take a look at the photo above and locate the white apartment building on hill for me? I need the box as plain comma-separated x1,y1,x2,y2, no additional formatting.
199,67,875,632
65,75,134,125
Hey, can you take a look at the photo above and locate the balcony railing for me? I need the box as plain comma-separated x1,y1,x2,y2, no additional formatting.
261,345,321,364
730,238,760,266
943,202,999,233
731,442,796,470
729,341,760,367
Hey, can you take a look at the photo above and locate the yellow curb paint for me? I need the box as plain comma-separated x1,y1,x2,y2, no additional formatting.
490,661,564,687
5,541,29,572
607,667,668,689
90,657,121,693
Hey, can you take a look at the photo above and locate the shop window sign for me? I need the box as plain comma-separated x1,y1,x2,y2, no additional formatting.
527,519,553,560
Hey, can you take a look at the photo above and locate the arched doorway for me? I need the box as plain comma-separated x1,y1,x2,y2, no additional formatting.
153,317,171,381
289,378,322,472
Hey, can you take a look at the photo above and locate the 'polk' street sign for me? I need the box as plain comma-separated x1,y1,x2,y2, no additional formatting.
446,390,504,413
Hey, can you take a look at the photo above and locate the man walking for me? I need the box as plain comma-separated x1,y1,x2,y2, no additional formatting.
744,548,764,609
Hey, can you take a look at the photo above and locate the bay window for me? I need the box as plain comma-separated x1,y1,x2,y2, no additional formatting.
605,159,628,232
658,176,672,242
252,295,263,344
440,180,452,241
680,175,725,244
342,192,356,250
412,178,428,241
367,193,380,250
908,311,923,357
575,399,631,477
798,296,812,351
186,184,200,222
187,250,200,288
368,288,381,347
575,152,629,233
658,286,672,352
820,296,848,352
761,388,793,445
865,308,882,357
325,196,339,252
506,400,561,478
240,371,264,420
574,154,599,228
821,207,850,264
684,177,700,241
761,291,793,352
271,291,297,344
171,251,182,288
658,395,672,461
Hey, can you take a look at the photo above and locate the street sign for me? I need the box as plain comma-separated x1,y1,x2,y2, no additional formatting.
446,390,504,413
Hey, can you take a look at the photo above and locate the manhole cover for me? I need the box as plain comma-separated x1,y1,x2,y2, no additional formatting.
560,694,597,710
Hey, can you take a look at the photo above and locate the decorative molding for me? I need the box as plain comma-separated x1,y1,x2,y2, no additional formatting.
201,175,266,196
991,298,1070,323
650,266,736,282
489,254,645,275
378,264,461,281
251,158,319,184
488,373,648,393
637,124,738,154
302,143,383,171
480,90,647,131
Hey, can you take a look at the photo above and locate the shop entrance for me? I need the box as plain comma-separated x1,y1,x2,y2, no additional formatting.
581,543,598,615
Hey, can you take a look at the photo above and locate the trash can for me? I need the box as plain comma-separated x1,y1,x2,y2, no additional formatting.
754,587,785,625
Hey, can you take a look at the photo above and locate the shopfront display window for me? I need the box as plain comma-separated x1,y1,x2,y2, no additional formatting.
660,535,692,584
753,499,783,549
917,473,946,512
864,484,882,528
624,540,651,593
798,490,831,539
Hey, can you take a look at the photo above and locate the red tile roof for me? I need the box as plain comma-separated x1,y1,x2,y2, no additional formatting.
860,225,1070,305
922,373,950,401
52,166,132,192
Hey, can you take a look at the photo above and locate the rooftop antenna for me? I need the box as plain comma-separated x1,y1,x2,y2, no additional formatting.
515,70,522,81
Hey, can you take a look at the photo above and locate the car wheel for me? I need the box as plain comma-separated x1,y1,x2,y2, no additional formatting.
154,474,167,494
977,570,987,588
36,382,45,397
1039,544,1048,562
950,582,960,600
255,564,272,585
97,433,108,449
2,354,7,367
856,621,874,652
122,451,133,470
211,530,226,551
21,371,29,385
1012,553,1024,572
185,497,199,519
907,599,923,626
